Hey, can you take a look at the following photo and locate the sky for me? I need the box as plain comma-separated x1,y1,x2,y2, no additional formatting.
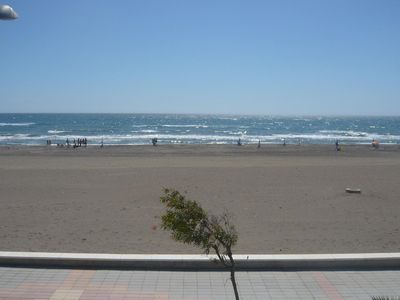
0,0,399,115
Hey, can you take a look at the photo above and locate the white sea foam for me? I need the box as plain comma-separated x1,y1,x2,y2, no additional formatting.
318,130,369,137
1,131,399,145
218,117,238,121
0,134,44,141
0,122,35,126
270,132,399,142
141,129,158,133
162,124,209,128
48,130,67,134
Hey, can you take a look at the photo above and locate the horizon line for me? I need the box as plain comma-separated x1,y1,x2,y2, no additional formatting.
0,112,400,118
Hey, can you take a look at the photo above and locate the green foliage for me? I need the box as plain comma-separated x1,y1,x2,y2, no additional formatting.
160,188,240,300
160,188,207,247
160,188,238,257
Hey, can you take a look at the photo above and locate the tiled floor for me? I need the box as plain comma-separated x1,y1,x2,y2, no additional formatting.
0,267,399,299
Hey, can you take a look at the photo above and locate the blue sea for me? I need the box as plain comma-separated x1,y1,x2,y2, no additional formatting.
0,114,399,146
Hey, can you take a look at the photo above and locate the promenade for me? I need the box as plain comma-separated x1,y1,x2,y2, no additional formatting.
1,267,400,299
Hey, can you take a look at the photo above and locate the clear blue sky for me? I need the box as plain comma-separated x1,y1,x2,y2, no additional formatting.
1,0,399,115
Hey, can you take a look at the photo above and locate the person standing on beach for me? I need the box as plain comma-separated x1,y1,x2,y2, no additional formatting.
335,139,341,151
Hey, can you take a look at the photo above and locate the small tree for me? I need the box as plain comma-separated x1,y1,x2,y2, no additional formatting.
160,188,240,300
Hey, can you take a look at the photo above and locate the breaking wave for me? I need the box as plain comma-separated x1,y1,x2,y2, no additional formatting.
1,131,399,145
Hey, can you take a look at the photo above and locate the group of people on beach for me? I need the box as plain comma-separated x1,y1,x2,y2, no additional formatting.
66,138,88,148
238,138,286,147
335,139,380,151
46,138,88,148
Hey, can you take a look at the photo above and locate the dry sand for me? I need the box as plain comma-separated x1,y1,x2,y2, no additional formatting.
0,144,399,254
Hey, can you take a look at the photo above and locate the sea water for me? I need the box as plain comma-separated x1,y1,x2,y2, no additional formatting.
0,113,399,145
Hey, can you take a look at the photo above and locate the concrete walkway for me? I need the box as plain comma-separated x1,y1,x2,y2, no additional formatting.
0,267,399,299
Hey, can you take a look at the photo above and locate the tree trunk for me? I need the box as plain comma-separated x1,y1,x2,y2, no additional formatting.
230,267,240,300
227,252,239,300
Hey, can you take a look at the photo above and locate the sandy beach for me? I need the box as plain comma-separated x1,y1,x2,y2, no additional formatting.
0,144,399,254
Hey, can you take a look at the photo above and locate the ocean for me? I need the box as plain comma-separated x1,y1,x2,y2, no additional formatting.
0,113,399,146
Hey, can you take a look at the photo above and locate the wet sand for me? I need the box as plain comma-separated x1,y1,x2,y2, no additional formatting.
0,144,399,254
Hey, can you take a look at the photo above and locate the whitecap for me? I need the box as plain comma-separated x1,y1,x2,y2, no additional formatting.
162,124,208,128
48,130,67,134
0,122,35,126
131,129,158,133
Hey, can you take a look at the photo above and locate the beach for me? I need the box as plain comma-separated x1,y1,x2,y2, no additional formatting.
0,144,399,254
